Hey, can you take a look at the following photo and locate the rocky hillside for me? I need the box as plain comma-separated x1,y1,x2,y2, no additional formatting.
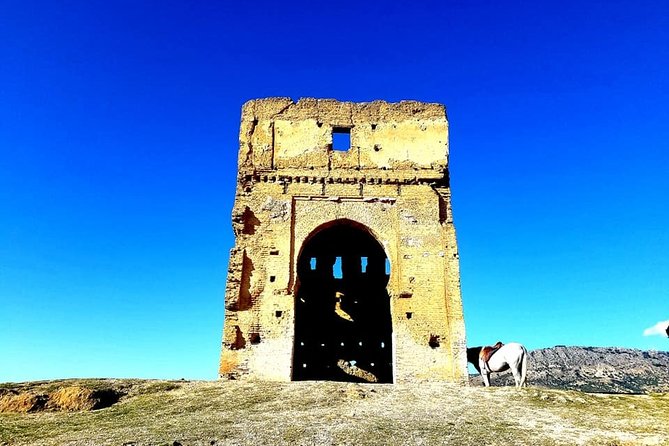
474,346,669,393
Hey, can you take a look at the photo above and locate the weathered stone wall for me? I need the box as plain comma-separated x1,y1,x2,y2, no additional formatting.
220,98,467,383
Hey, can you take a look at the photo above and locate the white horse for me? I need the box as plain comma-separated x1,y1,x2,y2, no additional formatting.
467,342,528,387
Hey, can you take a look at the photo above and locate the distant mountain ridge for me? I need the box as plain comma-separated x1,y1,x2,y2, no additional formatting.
471,346,669,393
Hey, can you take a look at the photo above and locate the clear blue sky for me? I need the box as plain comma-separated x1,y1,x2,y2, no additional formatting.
1,1,667,382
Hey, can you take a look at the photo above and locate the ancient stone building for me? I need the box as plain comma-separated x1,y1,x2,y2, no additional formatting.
219,98,467,384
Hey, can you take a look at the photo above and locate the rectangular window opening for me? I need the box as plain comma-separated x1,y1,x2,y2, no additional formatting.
385,258,391,276
270,249,279,256
269,275,276,283
310,257,317,270
361,256,368,273
332,127,351,152
333,256,343,279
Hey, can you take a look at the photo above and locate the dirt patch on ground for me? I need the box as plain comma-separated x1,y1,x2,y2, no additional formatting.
0,392,47,413
0,379,182,415
48,386,121,411
0,385,122,413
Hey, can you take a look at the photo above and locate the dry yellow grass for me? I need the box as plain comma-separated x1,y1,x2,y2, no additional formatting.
1,379,668,446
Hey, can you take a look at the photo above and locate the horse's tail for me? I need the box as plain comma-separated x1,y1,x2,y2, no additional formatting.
520,345,528,387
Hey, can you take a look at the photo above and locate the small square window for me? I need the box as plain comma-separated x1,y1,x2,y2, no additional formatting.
332,127,351,151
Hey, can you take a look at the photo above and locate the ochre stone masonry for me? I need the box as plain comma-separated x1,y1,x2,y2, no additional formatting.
220,98,467,384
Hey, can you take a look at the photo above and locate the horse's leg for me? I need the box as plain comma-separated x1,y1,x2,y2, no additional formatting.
478,359,491,387
520,347,528,387
480,367,491,387
510,361,522,387
509,348,528,387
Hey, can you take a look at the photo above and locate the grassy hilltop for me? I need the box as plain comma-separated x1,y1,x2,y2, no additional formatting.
1,379,668,446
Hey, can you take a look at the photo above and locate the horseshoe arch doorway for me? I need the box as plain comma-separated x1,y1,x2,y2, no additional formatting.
292,220,393,383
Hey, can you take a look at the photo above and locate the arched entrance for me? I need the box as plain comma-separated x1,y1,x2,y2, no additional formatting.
292,220,393,383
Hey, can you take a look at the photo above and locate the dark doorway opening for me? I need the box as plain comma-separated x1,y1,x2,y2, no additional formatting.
293,220,393,383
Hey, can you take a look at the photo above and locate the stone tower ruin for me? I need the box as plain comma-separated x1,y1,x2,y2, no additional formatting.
220,98,467,384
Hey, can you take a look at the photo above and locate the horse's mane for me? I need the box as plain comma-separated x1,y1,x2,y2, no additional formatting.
466,347,483,372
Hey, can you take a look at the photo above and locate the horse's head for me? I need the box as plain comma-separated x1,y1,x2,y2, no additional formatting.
466,347,482,372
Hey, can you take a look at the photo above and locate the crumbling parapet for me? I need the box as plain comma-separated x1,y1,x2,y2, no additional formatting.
220,98,467,384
